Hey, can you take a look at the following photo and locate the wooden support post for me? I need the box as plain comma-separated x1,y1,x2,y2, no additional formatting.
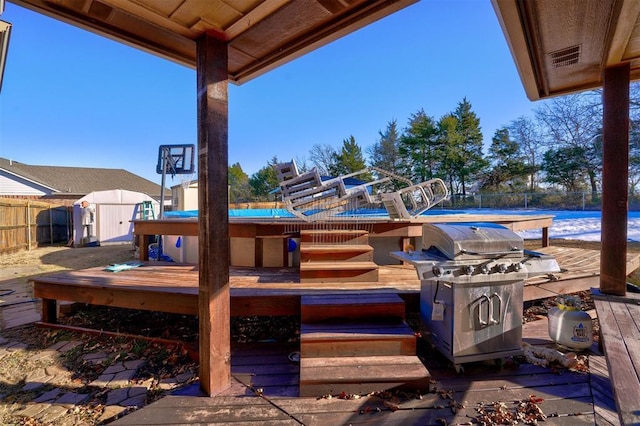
197,33,231,395
600,63,630,296
541,227,549,248
41,298,58,324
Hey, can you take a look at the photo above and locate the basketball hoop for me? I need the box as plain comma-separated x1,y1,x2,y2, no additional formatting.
180,172,196,189
156,144,196,219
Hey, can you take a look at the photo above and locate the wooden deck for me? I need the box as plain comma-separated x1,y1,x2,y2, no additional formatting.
110,318,618,425
592,288,640,425
32,246,640,324
28,246,634,425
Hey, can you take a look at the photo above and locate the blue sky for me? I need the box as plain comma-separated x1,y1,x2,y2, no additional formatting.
0,1,540,186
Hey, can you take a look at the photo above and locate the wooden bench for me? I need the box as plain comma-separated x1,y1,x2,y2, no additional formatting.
591,288,640,425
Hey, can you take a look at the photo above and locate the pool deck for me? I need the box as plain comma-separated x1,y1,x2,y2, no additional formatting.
32,245,640,323
134,213,555,262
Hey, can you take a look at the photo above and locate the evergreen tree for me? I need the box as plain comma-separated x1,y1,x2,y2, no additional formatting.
249,156,280,200
452,97,487,197
437,114,464,198
481,127,529,192
330,136,367,176
369,119,401,174
541,146,587,191
228,162,252,202
398,109,439,182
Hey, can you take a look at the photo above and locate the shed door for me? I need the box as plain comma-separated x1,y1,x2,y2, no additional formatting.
96,204,135,243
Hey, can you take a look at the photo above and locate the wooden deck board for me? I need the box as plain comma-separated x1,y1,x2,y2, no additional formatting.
31,247,640,323
113,327,613,425
592,289,640,426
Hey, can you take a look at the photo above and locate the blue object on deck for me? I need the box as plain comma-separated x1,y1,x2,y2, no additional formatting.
104,261,144,272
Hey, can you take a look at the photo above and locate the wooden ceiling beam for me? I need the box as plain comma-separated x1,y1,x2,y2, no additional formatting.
99,0,200,38
224,0,289,41
606,0,640,65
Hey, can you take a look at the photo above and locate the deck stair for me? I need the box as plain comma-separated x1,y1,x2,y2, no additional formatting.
299,293,431,397
299,229,378,283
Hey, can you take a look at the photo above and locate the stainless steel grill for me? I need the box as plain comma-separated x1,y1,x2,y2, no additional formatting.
392,223,560,368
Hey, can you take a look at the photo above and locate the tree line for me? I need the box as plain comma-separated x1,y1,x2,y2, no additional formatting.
227,83,640,205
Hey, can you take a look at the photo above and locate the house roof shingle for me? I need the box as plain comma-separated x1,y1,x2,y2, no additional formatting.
0,157,167,198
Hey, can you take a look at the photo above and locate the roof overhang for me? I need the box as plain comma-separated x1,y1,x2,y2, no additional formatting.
9,0,416,84
492,0,640,100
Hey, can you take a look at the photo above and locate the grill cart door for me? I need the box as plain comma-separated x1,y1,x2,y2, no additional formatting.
421,280,523,363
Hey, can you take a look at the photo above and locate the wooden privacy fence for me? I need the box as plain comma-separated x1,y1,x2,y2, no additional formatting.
0,198,70,255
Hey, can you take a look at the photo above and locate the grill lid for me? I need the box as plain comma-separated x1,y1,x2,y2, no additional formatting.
422,223,524,260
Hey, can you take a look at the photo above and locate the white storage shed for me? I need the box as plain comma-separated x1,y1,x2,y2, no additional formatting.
73,189,159,247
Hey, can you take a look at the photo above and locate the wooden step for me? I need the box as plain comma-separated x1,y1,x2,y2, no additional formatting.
300,229,369,245
299,355,431,397
300,244,373,263
299,261,378,283
301,293,405,323
300,322,416,357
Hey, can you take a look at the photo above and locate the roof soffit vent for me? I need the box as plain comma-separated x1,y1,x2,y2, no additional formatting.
549,45,581,69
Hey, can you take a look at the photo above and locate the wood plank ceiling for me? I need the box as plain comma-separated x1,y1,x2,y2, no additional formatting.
493,0,640,100
9,0,416,84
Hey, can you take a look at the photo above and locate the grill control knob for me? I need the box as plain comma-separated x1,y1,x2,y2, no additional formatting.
432,266,445,277
480,265,490,274
497,263,508,273
511,263,522,272
462,265,475,275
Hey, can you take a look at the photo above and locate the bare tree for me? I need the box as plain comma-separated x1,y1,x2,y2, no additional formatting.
508,116,544,191
308,143,336,175
534,93,602,197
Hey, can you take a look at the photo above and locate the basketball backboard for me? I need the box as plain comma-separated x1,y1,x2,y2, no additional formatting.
156,144,196,175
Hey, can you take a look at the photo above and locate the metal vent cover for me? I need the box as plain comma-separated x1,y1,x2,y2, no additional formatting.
549,45,581,68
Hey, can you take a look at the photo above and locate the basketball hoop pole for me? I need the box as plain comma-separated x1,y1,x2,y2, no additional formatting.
159,147,169,220
153,144,195,261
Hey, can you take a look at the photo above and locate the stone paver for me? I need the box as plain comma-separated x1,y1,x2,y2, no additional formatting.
110,369,137,388
119,392,146,408
82,351,108,364
57,341,83,353
103,364,126,375
36,405,68,423
0,328,193,425
33,388,62,403
106,388,130,406
25,367,48,383
176,372,195,384
89,373,115,388
97,405,128,424
55,391,90,407
158,377,179,390
6,342,28,351
46,341,73,351
15,403,50,418
124,359,145,370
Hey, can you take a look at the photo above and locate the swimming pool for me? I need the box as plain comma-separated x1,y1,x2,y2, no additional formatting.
164,208,640,242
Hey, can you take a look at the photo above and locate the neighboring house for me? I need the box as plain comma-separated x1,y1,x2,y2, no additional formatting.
0,157,169,205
